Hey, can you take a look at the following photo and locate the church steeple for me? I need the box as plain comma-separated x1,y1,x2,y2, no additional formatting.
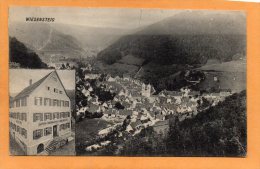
141,83,151,97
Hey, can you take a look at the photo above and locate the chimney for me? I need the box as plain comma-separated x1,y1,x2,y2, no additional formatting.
29,79,32,86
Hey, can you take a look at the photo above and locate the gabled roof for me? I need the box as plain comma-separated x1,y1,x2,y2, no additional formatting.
13,70,70,101
13,71,52,100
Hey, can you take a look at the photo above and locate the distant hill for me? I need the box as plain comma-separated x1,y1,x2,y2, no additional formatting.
52,23,131,51
9,22,86,63
98,11,245,65
96,11,246,90
9,22,133,62
9,37,48,69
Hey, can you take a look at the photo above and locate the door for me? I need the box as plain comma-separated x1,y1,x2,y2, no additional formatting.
37,144,44,154
53,125,58,137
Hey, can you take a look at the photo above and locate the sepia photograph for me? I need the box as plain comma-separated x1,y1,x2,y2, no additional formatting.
9,7,246,157
9,69,76,155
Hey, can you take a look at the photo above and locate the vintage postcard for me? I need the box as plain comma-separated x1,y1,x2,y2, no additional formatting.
8,7,246,157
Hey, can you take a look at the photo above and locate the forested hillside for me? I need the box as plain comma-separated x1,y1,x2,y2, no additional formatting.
98,34,245,65
9,37,47,68
120,90,246,156
96,11,246,91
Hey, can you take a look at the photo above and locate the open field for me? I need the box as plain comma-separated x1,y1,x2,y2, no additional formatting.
198,60,246,73
75,118,113,145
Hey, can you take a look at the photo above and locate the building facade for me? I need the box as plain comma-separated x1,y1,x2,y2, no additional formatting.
9,71,72,155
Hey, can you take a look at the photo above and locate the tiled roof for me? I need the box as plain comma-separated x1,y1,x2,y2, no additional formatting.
167,91,182,96
119,109,132,116
189,91,200,96
154,119,169,127
13,71,53,100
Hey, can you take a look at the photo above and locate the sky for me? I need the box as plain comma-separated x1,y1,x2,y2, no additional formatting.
9,6,180,29
9,69,75,95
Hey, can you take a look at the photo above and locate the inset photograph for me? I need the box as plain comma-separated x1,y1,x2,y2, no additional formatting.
9,69,75,155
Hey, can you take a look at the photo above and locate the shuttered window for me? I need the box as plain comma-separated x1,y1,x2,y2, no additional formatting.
33,113,43,122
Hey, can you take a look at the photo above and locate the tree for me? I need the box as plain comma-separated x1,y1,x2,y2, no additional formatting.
115,102,125,110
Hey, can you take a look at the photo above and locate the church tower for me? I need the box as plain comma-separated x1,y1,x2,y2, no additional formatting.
141,83,151,97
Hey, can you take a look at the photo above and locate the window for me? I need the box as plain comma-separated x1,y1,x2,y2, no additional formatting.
61,100,64,107
57,100,60,107
66,123,70,129
13,112,17,119
44,98,49,106
59,124,63,131
46,86,50,91
21,97,27,106
59,91,63,94
53,99,57,106
33,113,43,122
13,124,16,131
53,112,59,119
34,97,42,106
17,112,21,120
21,128,27,138
60,124,65,130
17,126,20,134
44,127,52,136
16,99,20,107
54,88,58,93
44,113,52,121
60,112,69,118
21,113,27,121
64,101,69,107
33,129,43,140
60,112,64,118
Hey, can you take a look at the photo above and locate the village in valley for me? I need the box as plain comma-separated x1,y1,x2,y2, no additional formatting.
75,62,233,155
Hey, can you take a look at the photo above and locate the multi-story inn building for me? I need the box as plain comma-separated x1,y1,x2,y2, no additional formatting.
9,71,72,155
